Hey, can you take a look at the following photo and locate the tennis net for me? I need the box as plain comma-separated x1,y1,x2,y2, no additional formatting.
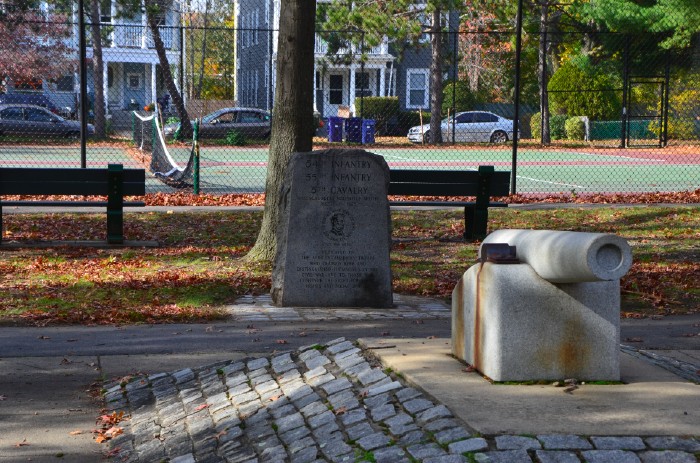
132,108,195,189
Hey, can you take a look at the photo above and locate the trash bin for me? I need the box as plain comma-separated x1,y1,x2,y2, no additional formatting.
328,116,344,142
361,119,376,144
345,117,362,143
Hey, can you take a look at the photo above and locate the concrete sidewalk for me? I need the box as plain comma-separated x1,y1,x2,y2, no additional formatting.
0,296,698,462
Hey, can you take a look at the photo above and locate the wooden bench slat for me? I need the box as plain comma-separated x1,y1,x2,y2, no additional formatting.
0,167,145,183
0,182,145,196
390,201,508,208
2,201,146,207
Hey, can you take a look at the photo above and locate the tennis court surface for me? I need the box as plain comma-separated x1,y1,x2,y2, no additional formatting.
1,143,699,195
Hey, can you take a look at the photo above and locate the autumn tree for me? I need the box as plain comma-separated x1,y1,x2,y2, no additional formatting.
0,2,73,92
182,0,236,100
246,0,316,261
318,0,461,145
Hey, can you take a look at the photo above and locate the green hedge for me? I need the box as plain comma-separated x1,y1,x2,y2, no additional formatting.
529,112,567,140
565,116,585,140
357,97,400,136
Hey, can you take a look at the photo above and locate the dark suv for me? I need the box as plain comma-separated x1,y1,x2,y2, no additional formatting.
0,93,72,118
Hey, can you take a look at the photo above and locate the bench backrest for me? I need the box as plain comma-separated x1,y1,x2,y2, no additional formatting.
388,167,510,197
0,166,146,196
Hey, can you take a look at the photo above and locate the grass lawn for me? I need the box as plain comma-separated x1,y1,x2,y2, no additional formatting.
0,206,697,325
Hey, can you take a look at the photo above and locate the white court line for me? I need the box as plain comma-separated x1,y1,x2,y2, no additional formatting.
517,175,586,189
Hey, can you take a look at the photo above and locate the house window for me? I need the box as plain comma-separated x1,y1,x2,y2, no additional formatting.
254,9,259,44
406,69,428,109
329,74,343,105
127,73,142,90
51,75,74,92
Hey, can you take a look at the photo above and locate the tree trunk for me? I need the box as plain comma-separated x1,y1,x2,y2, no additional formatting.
145,3,193,139
246,0,316,262
89,0,106,139
429,8,443,145
538,1,550,145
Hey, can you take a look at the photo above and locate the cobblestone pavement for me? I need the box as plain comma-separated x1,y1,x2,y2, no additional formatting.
104,337,699,463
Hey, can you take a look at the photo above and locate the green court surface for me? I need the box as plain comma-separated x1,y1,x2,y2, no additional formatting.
2,144,699,195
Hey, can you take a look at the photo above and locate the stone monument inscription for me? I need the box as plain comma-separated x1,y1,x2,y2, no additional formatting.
272,149,393,307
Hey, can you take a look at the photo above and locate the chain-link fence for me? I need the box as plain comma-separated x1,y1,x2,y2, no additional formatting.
1,5,698,197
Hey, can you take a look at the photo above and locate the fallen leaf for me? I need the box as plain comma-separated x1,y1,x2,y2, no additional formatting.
413,320,425,325
69,430,83,435
463,366,476,373
61,358,72,364
268,394,283,402
380,331,390,336
297,332,307,337
194,404,210,411
37,336,50,340
15,438,29,447
276,339,288,344
334,406,347,415
426,335,436,339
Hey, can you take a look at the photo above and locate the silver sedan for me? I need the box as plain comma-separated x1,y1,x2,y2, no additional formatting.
408,111,515,144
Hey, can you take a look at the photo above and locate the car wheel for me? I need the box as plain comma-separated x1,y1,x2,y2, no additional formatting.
423,131,430,143
490,130,508,143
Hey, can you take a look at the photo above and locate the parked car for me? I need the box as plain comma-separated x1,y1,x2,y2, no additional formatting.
0,104,94,138
407,111,515,144
0,92,73,119
163,107,271,140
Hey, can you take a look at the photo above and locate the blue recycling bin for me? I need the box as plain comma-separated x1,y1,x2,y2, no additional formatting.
345,117,363,143
361,119,376,144
328,117,344,142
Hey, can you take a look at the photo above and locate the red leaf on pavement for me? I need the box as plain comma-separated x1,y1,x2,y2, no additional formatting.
194,404,210,411
276,339,288,344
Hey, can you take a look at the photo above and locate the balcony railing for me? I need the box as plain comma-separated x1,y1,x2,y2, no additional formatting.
314,34,388,56
112,24,175,50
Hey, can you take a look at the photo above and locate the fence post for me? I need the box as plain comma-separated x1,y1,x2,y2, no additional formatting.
620,35,630,148
451,29,457,145
78,0,88,168
662,54,671,148
193,119,200,195
510,0,524,195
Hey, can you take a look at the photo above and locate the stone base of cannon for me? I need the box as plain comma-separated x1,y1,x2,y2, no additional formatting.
452,230,632,382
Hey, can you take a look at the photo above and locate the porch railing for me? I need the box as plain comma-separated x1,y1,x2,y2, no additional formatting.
112,24,175,50
314,34,388,56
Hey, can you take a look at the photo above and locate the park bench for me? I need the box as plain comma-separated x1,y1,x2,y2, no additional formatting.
0,164,146,245
388,165,511,240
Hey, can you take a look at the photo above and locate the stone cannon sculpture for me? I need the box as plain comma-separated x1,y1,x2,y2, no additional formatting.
452,229,633,382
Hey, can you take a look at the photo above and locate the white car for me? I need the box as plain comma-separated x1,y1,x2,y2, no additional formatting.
408,111,515,144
